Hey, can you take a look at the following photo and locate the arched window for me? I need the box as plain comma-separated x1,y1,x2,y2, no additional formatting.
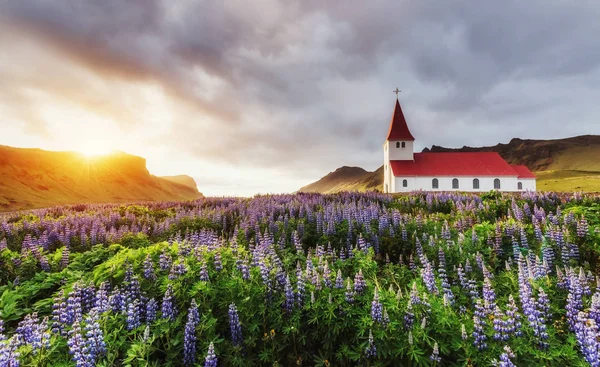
494,178,501,190
518,182,523,190
432,178,439,189
452,178,459,189
401,142,406,148
473,178,480,189
403,179,408,187
396,142,400,148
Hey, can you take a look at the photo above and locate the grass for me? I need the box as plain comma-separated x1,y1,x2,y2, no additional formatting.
536,170,600,192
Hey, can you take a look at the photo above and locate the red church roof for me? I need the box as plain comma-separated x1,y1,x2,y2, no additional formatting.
511,165,536,178
390,152,519,176
386,98,415,141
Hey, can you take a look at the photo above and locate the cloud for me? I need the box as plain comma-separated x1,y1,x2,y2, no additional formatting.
1,0,600,195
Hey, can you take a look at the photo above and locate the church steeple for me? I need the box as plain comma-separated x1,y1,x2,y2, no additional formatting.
386,97,415,141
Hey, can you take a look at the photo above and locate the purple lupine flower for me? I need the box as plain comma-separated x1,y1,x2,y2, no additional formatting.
67,318,90,367
184,299,200,366
482,277,496,315
371,288,383,324
580,267,592,296
143,254,156,280
94,282,110,314
365,329,376,358
15,313,50,353
420,259,438,295
204,342,217,367
237,256,250,280
169,262,188,280
109,286,125,313
472,314,488,351
590,292,600,325
65,285,83,326
52,290,68,335
498,345,517,367
505,295,523,337
296,268,305,307
574,312,600,367
334,269,344,289
566,272,584,329
409,282,421,306
84,308,106,363
354,269,366,294
199,260,210,282
345,278,355,304
213,252,222,272
493,306,509,342
430,342,441,364
161,285,177,321
577,218,588,238
228,303,243,347
404,300,415,330
126,299,141,330
61,246,70,269
159,249,172,271
284,275,294,315
146,298,158,324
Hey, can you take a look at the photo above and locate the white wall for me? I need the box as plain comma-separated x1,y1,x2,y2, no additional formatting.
387,140,414,160
518,178,536,191
383,140,414,193
392,176,529,193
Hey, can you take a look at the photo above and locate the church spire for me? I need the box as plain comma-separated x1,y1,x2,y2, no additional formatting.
386,95,415,141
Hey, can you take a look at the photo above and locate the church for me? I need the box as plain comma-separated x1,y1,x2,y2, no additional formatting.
383,94,536,193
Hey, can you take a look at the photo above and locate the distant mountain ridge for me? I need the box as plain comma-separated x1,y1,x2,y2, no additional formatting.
0,145,203,211
299,135,600,193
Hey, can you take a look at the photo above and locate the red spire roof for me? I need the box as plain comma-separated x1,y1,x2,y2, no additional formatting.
386,98,415,141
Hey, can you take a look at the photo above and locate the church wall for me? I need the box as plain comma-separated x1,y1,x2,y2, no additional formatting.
518,178,536,191
392,176,524,193
387,140,414,161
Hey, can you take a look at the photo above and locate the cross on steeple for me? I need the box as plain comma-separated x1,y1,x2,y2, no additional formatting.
393,88,401,98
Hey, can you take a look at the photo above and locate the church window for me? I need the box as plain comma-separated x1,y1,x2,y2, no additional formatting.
401,142,406,148
473,178,480,189
518,182,523,190
432,178,439,189
396,142,400,148
452,178,459,189
403,179,407,187
494,178,501,190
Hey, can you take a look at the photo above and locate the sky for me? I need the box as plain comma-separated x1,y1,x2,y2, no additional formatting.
1,1,600,196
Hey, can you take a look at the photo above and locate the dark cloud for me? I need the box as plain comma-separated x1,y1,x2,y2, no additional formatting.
1,0,600,190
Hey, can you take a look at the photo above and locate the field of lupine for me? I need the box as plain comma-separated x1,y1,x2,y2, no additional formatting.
0,191,599,366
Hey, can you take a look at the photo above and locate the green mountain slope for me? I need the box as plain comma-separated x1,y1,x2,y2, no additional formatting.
0,145,203,211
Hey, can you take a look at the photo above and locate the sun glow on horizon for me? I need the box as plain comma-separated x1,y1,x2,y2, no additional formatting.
77,143,114,157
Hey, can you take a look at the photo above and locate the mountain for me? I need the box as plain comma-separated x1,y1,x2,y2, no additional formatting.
0,145,203,212
298,166,383,193
299,135,600,193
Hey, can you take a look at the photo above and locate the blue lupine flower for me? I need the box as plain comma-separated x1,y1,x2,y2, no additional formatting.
430,342,441,364
498,345,517,367
354,269,366,294
284,275,295,315
365,329,376,358
574,312,599,367
143,254,156,280
371,288,383,324
146,298,158,324
345,278,355,304
228,303,243,347
472,314,488,351
184,299,199,366
161,285,177,321
84,308,106,363
126,299,141,330
204,342,217,367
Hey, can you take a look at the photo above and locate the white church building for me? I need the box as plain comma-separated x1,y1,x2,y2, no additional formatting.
383,96,536,193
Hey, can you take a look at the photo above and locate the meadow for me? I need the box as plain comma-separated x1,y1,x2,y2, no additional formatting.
0,191,599,366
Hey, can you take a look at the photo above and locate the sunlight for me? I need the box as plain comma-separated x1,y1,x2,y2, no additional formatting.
77,143,113,157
